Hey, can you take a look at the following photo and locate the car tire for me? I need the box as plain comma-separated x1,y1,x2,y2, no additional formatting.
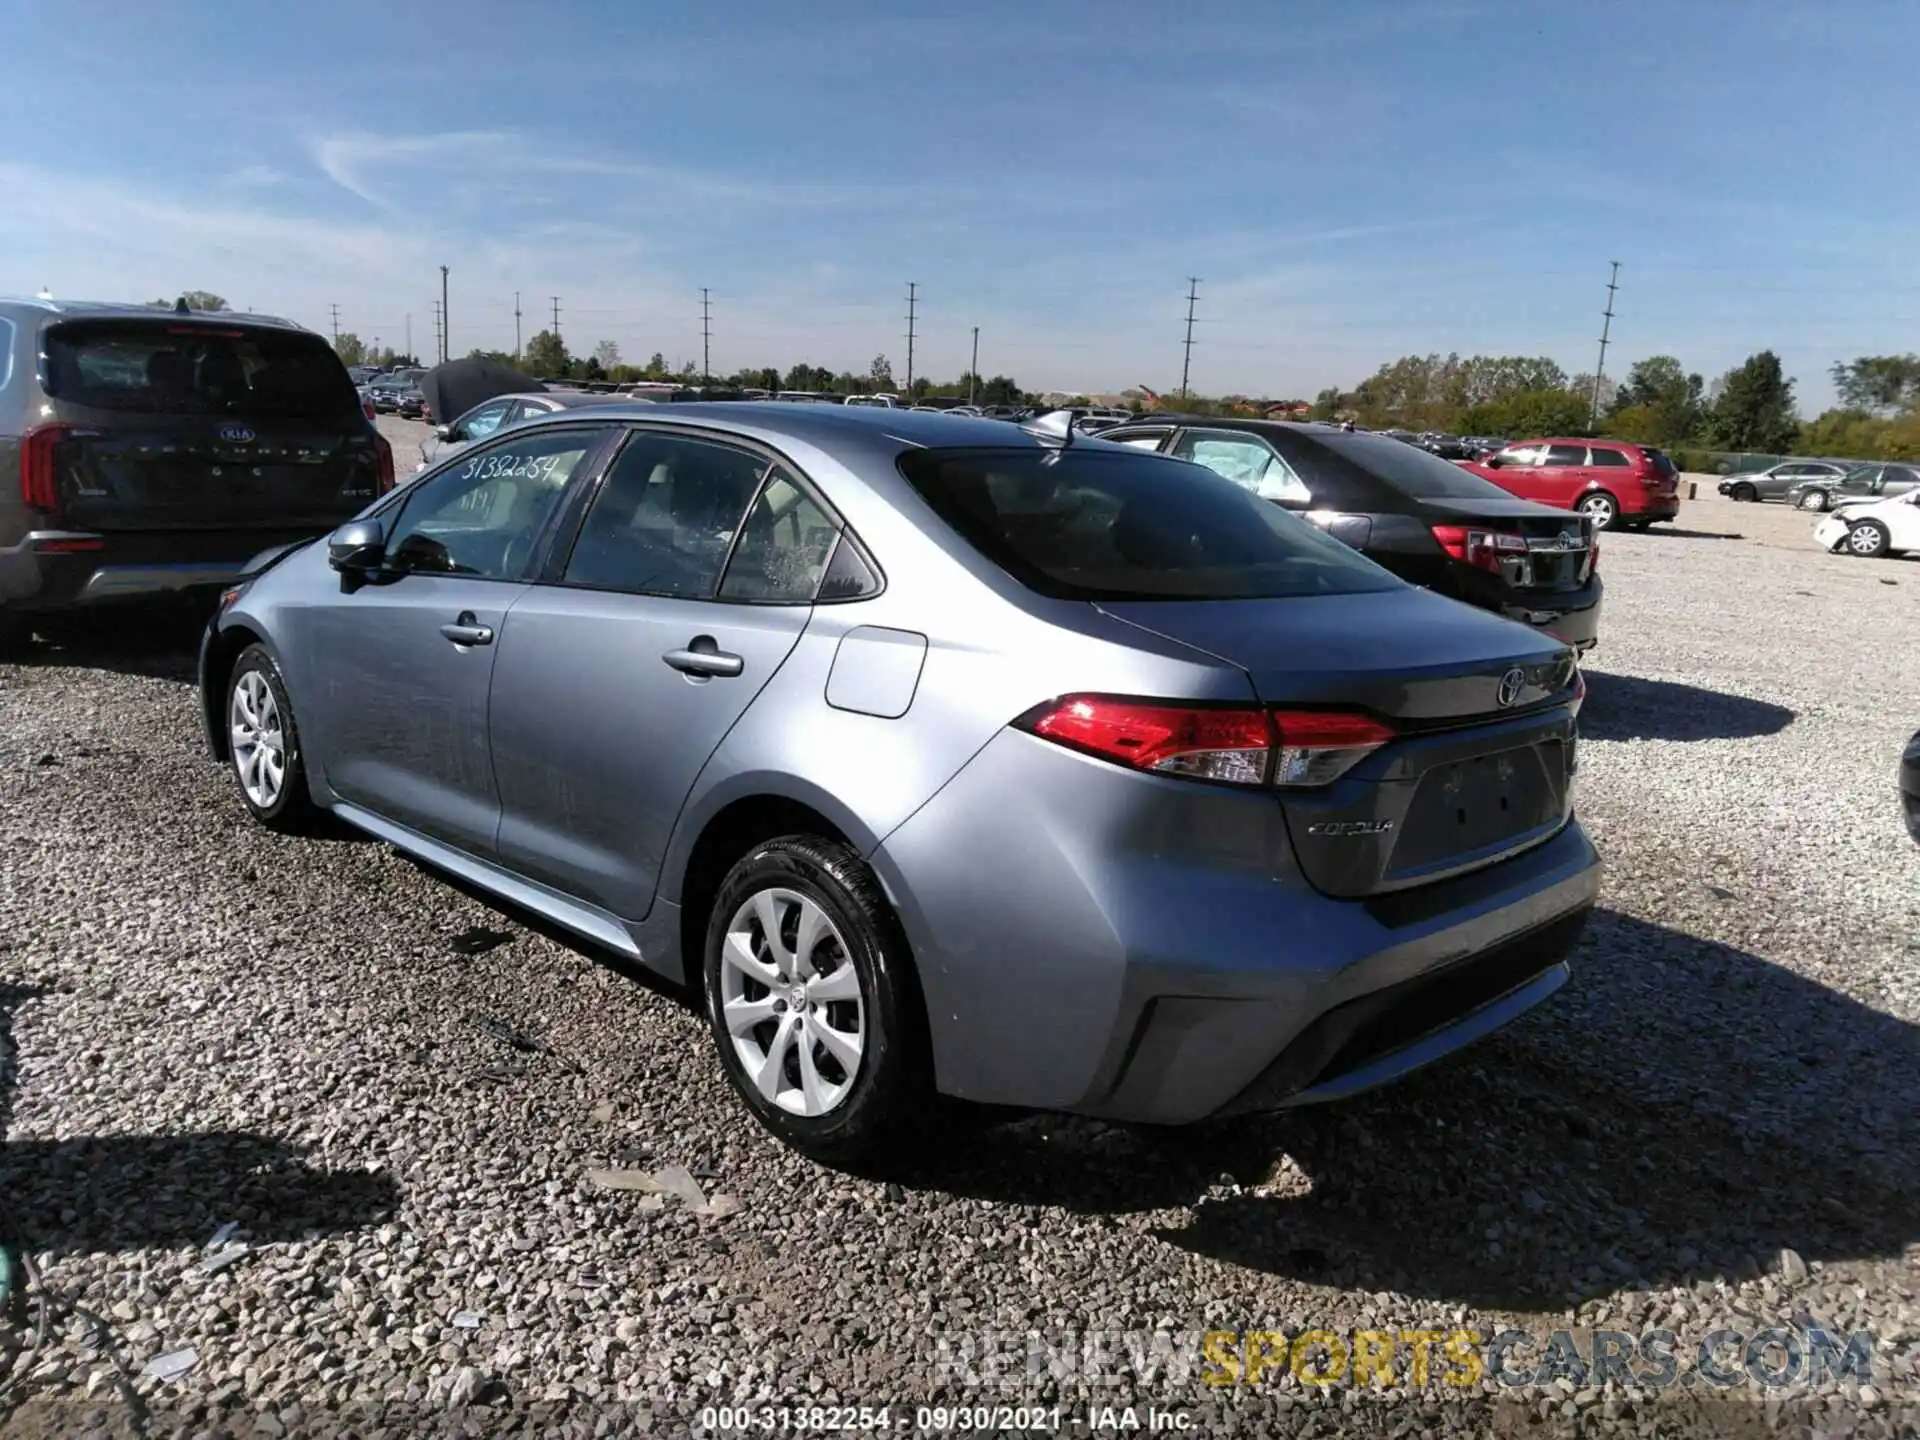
225,643,320,830
1730,482,1757,503
1798,490,1829,512
703,836,926,1165
1579,491,1620,530
1846,519,1892,559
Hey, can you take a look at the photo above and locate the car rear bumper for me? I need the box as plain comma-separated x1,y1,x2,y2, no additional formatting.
869,727,1602,1125
0,529,325,612
1490,574,1602,653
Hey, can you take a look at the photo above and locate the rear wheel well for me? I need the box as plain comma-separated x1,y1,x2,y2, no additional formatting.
676,797,858,995
203,624,267,758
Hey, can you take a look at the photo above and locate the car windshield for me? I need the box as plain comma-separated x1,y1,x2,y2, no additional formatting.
896,446,1400,601
1268,427,1521,500
43,320,361,421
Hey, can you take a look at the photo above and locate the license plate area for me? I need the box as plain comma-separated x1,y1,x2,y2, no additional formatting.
1389,743,1563,875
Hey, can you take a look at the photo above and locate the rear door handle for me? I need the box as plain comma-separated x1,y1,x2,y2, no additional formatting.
440,611,494,647
664,638,744,678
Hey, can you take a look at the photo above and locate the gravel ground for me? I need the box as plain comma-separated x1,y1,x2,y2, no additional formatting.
2,484,1917,1437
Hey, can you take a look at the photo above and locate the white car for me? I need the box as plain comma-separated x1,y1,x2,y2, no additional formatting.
1813,488,1920,559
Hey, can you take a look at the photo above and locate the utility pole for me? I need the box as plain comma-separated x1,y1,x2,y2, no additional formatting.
1179,277,1201,402
404,313,411,362
1589,260,1621,429
701,287,712,385
904,282,918,392
329,303,340,346
430,301,442,367
513,292,522,361
969,326,980,405
550,296,561,346
439,265,450,362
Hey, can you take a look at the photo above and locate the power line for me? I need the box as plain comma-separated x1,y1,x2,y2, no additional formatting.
701,288,712,384
904,282,918,392
1179,277,1201,400
1590,260,1621,429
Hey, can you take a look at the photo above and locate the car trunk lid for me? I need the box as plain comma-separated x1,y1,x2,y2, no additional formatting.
1422,496,1595,593
1097,588,1581,898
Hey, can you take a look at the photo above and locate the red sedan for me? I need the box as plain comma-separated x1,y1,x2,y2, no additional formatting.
1461,438,1681,531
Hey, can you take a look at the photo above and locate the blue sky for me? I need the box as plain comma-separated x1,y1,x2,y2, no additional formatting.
3,0,1916,408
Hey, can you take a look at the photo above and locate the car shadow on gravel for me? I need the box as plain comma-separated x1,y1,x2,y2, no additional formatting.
895,910,1920,1313
1578,672,1795,742
0,983,399,1259
1635,525,1744,540
8,613,204,685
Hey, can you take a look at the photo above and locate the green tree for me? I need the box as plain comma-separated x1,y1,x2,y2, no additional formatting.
152,290,228,311
868,354,895,391
1705,351,1798,451
523,330,569,379
582,355,605,382
1829,355,1920,416
976,375,1024,406
592,339,621,371
642,352,669,381
1309,386,1345,421
1606,355,1705,445
333,333,367,366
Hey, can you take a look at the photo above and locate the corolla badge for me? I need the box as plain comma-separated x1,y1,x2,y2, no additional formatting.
1496,666,1527,708
218,424,256,444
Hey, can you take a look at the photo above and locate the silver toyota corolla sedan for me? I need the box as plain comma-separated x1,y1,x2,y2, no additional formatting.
198,404,1599,1161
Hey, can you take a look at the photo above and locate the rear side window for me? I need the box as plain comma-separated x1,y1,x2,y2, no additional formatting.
43,321,360,421
895,446,1399,601
1543,444,1588,466
560,430,767,597
718,468,840,602
1588,447,1631,467
1170,429,1312,505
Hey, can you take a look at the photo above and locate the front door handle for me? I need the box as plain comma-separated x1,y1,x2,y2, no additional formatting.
440,611,494,647
664,637,744,678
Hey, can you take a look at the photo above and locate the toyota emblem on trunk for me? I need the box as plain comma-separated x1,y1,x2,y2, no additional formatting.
1496,667,1527,707
219,424,256,444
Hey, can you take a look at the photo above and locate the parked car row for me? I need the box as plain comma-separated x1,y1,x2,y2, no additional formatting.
194,401,1599,1161
1813,485,1920,559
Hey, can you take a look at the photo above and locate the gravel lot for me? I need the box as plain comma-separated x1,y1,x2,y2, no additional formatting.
2,475,1917,1436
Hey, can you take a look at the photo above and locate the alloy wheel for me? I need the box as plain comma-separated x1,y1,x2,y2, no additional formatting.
1581,494,1617,528
1848,523,1887,557
229,670,286,809
719,888,866,1117
1798,491,1827,511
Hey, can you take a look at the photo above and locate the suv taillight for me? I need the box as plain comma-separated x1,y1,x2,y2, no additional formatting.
1431,524,1528,574
20,422,73,513
375,434,396,494
1015,695,1393,789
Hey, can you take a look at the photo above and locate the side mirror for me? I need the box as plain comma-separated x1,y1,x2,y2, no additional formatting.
435,424,457,442
327,518,387,573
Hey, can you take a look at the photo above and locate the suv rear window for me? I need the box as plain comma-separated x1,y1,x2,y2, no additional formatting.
43,321,361,421
896,446,1399,601
1645,448,1677,475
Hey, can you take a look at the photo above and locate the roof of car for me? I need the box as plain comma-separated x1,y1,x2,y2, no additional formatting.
514,398,1071,453
0,296,305,330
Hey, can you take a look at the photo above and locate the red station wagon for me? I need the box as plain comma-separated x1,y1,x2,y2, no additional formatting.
1463,438,1680,531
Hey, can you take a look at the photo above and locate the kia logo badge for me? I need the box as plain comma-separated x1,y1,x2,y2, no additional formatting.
219,424,256,444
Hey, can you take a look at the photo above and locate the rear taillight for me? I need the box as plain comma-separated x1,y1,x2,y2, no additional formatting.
362,398,377,422
1270,709,1395,786
20,422,73,513
375,434,396,494
1431,524,1527,574
1570,669,1586,717
1016,695,1393,789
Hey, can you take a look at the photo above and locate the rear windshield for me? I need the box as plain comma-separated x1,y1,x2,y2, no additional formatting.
1269,428,1518,500
896,446,1400,600
44,321,361,421
1646,448,1677,475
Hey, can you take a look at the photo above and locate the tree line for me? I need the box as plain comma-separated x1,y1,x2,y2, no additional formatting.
1307,350,1920,461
